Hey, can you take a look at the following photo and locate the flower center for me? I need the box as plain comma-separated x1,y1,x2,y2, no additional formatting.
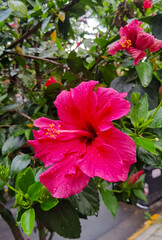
84,124,97,145
120,37,132,48
45,123,60,138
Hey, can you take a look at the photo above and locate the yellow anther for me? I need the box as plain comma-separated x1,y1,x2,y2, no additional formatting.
45,123,60,138
120,37,132,48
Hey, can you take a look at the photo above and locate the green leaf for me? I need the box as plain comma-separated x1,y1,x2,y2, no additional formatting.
148,107,162,128
40,194,59,211
21,208,35,236
150,14,162,40
99,64,117,85
100,188,118,218
27,182,43,202
58,15,70,40
35,200,81,238
8,0,27,18
14,56,26,69
10,155,31,177
0,93,8,102
0,103,20,114
137,147,162,168
2,136,26,155
110,75,135,93
133,189,147,202
41,16,51,32
67,51,86,73
132,136,157,155
69,179,100,216
130,94,148,127
135,62,153,87
45,83,63,95
94,38,108,47
18,167,35,193
154,138,162,152
55,38,63,51
0,8,11,22
35,167,44,182
63,71,76,84
25,129,32,140
0,129,6,149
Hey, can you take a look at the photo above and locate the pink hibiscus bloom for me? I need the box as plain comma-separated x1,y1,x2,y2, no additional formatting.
128,170,144,185
45,76,58,87
28,81,136,198
108,19,162,65
143,0,152,9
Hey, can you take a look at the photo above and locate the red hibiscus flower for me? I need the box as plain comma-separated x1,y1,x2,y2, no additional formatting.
128,170,144,185
45,76,58,87
108,19,162,65
143,0,152,9
28,81,136,198
76,42,82,48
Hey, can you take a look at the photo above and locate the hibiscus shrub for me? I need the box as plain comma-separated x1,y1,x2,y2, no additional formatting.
0,0,162,239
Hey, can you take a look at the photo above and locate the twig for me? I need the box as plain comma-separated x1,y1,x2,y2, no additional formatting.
6,51,88,81
0,203,24,240
48,232,54,240
12,110,34,122
0,125,11,128
43,66,62,78
7,22,42,49
5,51,61,66
34,60,42,89
7,0,81,50
36,217,46,240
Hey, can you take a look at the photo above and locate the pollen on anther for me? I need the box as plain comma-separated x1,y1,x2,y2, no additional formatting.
45,123,60,138
120,37,132,48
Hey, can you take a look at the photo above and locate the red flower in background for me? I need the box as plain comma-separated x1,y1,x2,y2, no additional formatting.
143,0,152,9
45,76,58,87
128,170,144,185
10,23,15,28
108,19,162,65
76,42,82,48
28,81,136,198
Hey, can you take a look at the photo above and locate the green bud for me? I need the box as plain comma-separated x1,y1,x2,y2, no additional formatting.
131,92,140,105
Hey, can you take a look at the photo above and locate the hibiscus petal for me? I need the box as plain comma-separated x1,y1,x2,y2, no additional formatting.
119,20,143,43
150,38,162,52
39,155,90,198
135,31,154,51
99,127,136,181
54,90,80,129
34,117,61,128
93,87,130,132
108,41,123,55
78,138,125,182
70,81,98,129
127,47,146,65
28,137,86,167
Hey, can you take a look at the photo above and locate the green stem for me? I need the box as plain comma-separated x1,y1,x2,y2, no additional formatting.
150,100,162,119
138,100,162,135
149,49,162,59
109,189,123,193
6,183,20,195
120,118,133,134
